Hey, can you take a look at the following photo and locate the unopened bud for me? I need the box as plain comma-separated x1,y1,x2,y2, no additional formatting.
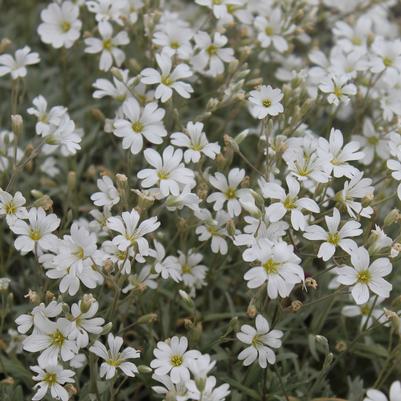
0,278,11,291
224,134,239,153
384,209,401,226
206,98,219,111
391,243,401,258
384,308,400,333
90,108,105,122
226,219,236,236
66,384,78,396
101,322,113,335
67,171,76,192
362,193,374,207
103,259,114,274
1,376,15,385
81,294,95,313
32,195,53,211
111,67,124,81
137,313,158,324
179,290,195,308
0,38,12,53
45,291,55,302
138,365,152,374
247,303,257,318
11,114,23,137
234,129,249,146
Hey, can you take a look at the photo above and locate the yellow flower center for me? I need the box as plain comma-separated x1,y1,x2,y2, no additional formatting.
225,188,236,199
44,373,57,385
61,21,71,32
334,86,343,97
161,76,172,86
5,202,16,215
327,232,340,245
29,229,42,241
157,170,170,180
262,98,272,107
116,250,127,260
170,354,183,366
103,38,113,50
191,143,203,151
51,330,65,347
360,304,371,316
170,41,180,49
357,270,371,284
182,264,192,274
367,136,379,145
207,44,218,56
132,121,144,133
251,334,263,347
73,247,84,259
265,26,274,36
352,36,362,46
107,358,122,367
263,258,279,274
383,57,393,67
283,196,296,209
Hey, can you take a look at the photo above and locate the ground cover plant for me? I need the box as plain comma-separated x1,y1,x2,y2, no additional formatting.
0,0,401,400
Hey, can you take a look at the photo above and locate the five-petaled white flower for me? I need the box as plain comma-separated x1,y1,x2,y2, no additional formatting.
90,333,140,379
248,85,284,119
138,146,195,198
38,1,82,49
336,246,392,305
237,315,283,368
84,20,129,71
10,207,60,255
207,168,253,218
0,46,40,79
171,121,220,163
113,97,167,155
31,364,75,401
90,175,120,207
304,208,362,261
150,336,201,383
141,53,193,102
0,189,28,225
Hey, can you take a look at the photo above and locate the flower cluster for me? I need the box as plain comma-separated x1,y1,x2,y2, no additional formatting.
0,0,401,400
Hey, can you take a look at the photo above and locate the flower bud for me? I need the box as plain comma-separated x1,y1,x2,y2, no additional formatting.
384,209,401,226
80,294,95,313
136,313,158,325
67,171,76,192
32,195,53,211
90,108,105,122
0,278,11,292
0,38,12,54
11,114,23,139
45,291,56,303
226,219,236,237
335,340,347,353
247,302,257,318
101,322,113,335
384,308,400,333
137,365,152,374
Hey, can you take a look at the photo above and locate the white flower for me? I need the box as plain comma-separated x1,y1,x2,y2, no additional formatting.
31,364,75,401
23,317,78,366
113,97,167,155
107,209,160,255
342,297,385,329
259,175,319,231
171,121,220,163
319,74,357,106
38,1,82,49
150,336,200,383
153,24,193,60
195,0,242,19
318,128,364,178
169,250,208,294
207,168,253,217
304,208,362,261
84,21,129,71
363,381,401,401
0,46,40,79
141,53,193,102
236,315,283,368
187,376,230,401
352,119,390,165
248,85,284,119
92,68,135,101
336,171,374,219
42,115,82,157
69,299,104,348
152,374,189,400
27,95,67,136
0,189,28,225
138,146,195,198
53,223,97,272
370,39,401,73
91,176,120,207
10,207,60,255
254,9,289,52
336,246,392,305
243,240,304,299
90,333,140,379
165,185,201,212
192,32,235,77
387,159,401,201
